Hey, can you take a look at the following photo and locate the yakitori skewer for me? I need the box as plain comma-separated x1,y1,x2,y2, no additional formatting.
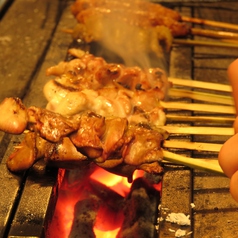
166,115,234,124
169,77,232,92
1,41,235,176
161,125,234,136
182,16,238,31
168,88,233,105
163,140,222,153
162,150,224,175
68,0,238,54
160,101,235,115
173,39,238,49
191,28,238,40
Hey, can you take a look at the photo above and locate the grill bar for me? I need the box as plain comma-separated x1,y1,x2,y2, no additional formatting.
159,2,238,237
0,0,73,237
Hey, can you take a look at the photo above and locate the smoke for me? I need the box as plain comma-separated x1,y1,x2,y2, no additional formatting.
88,0,171,71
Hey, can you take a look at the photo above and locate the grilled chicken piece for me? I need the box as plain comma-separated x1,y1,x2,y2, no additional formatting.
72,13,173,59
69,0,190,60
0,98,167,178
71,0,190,37
0,97,28,134
44,81,166,126
45,49,169,92
44,49,168,126
71,0,182,21
27,106,81,142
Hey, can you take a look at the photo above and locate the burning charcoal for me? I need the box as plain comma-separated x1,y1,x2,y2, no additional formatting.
90,178,124,209
67,167,126,238
117,178,160,238
144,172,163,185
69,195,100,238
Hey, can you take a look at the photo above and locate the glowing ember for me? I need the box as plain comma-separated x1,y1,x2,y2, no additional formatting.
94,227,121,238
47,166,161,238
90,167,145,197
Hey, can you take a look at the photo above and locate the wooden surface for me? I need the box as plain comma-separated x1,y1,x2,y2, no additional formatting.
0,0,238,237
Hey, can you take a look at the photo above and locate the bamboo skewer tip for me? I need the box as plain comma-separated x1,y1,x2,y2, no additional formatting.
162,150,225,176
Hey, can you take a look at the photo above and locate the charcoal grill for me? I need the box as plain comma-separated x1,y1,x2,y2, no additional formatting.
1,0,238,237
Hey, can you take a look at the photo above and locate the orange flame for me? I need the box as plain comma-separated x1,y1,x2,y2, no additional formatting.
47,166,159,238
90,167,144,197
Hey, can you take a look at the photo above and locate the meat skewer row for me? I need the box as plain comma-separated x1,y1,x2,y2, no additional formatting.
68,0,238,56
44,49,235,120
45,48,170,93
71,0,238,32
71,0,190,38
0,97,168,181
71,0,182,22
0,97,225,178
72,0,238,36
44,49,169,127
0,50,229,177
0,51,229,176
44,49,235,141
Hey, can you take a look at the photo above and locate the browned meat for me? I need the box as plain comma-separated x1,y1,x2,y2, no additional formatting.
45,49,169,92
69,0,192,60
0,97,28,134
27,106,81,142
71,0,182,21
0,97,167,178
71,0,190,37
43,49,168,127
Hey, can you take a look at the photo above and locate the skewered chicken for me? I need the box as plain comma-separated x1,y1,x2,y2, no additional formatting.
71,0,182,22
71,0,190,36
0,44,171,178
0,97,168,180
68,0,191,60
44,49,169,126
46,48,169,92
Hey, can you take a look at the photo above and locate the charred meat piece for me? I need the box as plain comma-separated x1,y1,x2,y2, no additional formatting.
71,0,182,21
45,49,169,92
71,0,190,37
0,97,28,134
69,0,190,59
0,98,168,178
43,49,168,127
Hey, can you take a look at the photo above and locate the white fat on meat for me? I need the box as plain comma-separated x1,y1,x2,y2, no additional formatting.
44,79,133,118
43,79,166,126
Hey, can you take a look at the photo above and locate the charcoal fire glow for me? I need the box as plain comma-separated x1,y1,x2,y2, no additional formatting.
47,165,161,237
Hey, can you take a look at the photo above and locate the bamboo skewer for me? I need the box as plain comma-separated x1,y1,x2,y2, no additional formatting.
163,140,222,152
168,77,232,92
168,88,233,105
64,29,238,50
166,114,234,124
221,39,238,45
182,16,238,31
162,150,224,175
191,28,238,40
161,125,234,136
160,101,235,115
163,15,237,175
173,38,238,49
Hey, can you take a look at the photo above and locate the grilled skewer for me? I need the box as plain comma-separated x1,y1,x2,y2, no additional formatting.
0,96,231,176
0,48,234,176
69,0,238,54
0,97,167,180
